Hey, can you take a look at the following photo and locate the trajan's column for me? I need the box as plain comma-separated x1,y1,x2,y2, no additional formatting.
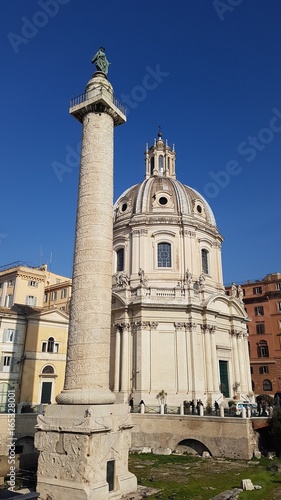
35,48,137,499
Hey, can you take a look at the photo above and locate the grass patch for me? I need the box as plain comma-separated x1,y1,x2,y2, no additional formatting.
128,453,281,499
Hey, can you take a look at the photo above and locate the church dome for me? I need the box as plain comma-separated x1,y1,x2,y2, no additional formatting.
114,133,216,229
114,177,216,226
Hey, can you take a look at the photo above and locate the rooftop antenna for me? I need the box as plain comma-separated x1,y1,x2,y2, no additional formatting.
39,245,43,266
49,251,53,272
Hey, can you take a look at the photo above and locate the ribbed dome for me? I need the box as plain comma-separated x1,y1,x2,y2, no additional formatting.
114,177,216,226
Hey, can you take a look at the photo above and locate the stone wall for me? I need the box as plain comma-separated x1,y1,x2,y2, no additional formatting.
131,414,258,460
0,414,37,456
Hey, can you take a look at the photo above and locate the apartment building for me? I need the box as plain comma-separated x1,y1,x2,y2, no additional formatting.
0,263,71,410
226,272,281,395
0,262,70,309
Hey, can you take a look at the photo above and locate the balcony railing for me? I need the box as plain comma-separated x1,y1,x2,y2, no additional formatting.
70,87,126,116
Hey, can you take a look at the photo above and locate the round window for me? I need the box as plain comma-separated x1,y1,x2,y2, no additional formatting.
159,197,168,206
197,205,202,213
121,203,127,212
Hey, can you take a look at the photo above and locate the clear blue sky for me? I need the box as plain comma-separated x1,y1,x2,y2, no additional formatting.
1,0,281,284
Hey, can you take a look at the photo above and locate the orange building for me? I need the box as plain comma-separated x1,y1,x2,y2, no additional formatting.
226,273,281,396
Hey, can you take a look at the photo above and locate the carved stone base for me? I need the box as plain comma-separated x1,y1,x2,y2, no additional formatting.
35,404,137,499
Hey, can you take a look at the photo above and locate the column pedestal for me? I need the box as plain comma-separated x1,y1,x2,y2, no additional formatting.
35,404,137,500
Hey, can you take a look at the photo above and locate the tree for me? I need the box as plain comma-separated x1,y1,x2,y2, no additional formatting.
268,408,281,455
156,390,167,405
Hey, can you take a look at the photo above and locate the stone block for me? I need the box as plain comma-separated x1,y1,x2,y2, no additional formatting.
152,447,172,455
241,479,254,491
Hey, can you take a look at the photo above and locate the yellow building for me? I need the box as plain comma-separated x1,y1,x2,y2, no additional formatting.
0,262,70,309
0,263,71,409
43,280,72,313
20,308,69,405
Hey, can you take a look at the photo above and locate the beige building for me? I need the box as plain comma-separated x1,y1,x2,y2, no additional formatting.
0,264,70,411
0,305,68,411
43,280,72,313
0,306,27,411
110,133,252,406
0,262,70,309
20,308,68,405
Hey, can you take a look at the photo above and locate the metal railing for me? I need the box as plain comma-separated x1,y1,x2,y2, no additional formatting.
70,88,126,116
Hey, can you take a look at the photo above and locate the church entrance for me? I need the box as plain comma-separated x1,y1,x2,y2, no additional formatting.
219,360,229,397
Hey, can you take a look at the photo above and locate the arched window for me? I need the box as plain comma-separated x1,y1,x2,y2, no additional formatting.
159,155,164,173
47,337,54,353
116,248,124,272
157,243,171,268
42,337,59,353
201,249,209,274
42,365,55,375
263,379,272,391
257,340,269,358
150,157,154,175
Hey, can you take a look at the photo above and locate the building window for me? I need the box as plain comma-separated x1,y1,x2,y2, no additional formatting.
26,295,37,306
159,155,164,173
116,248,124,272
276,282,281,291
150,157,154,175
3,356,12,372
201,249,209,274
263,379,272,391
157,243,171,268
51,291,57,301
28,280,38,287
277,302,281,313
256,323,265,335
42,365,55,374
3,329,15,342
253,286,262,294
5,295,13,308
248,341,251,356
257,340,269,358
255,306,264,316
259,366,269,374
7,280,14,287
42,337,59,353
252,380,255,391
250,366,253,374
61,288,67,299
44,293,48,303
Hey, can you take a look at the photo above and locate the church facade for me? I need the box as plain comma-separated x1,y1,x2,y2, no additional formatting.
110,133,252,406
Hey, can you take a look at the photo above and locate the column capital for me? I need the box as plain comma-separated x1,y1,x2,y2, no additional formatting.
201,324,216,333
